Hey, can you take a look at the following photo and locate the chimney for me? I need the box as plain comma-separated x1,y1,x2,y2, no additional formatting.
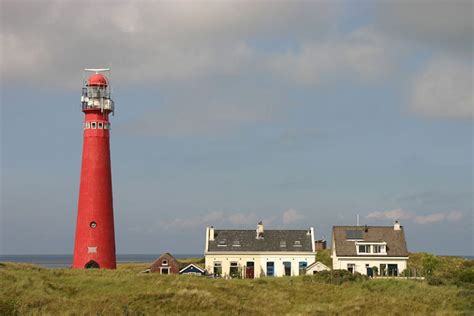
394,220,401,231
256,221,264,239
209,226,215,241
315,240,327,251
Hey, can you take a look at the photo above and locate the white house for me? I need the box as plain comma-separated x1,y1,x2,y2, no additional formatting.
331,221,409,277
305,261,331,274
204,222,316,278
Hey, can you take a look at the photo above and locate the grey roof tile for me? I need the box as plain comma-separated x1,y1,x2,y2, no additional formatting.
207,229,313,252
332,226,408,257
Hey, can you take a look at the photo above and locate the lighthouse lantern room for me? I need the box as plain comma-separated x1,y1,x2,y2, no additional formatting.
73,69,117,269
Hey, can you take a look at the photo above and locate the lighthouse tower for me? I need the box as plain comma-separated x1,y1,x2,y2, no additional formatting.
73,69,116,269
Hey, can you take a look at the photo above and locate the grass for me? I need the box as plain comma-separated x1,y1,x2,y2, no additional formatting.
1,260,473,315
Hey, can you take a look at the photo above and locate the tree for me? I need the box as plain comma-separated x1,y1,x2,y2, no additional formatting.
422,254,439,276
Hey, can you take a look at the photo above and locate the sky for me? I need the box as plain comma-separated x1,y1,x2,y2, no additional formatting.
0,0,472,256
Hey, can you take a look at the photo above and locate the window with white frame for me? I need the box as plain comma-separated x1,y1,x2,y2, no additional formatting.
355,242,387,255
98,122,103,129
347,263,355,274
213,262,222,276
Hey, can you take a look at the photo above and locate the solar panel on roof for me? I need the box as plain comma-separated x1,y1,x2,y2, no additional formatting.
346,230,363,239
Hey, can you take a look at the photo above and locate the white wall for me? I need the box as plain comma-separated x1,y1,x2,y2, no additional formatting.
332,256,408,275
205,252,316,278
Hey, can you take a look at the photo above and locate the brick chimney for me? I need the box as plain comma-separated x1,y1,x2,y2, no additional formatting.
314,240,327,251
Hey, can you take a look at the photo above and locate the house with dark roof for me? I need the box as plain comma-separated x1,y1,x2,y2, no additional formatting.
331,221,409,276
205,221,316,278
148,253,182,274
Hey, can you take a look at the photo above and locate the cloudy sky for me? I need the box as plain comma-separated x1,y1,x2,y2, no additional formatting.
1,0,472,256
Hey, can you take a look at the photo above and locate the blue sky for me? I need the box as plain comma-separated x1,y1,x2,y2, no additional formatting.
1,1,472,256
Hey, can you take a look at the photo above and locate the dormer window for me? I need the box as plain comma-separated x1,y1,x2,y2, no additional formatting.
355,242,387,255
217,239,227,247
280,241,286,247
293,241,302,247
232,240,241,247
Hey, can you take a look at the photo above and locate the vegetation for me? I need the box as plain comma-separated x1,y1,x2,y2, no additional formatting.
1,256,473,315
316,248,332,268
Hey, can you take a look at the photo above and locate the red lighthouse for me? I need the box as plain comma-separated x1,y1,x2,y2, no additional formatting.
73,69,116,269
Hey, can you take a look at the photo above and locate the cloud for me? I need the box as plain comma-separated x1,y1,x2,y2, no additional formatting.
268,28,393,85
375,1,473,54
408,56,473,120
282,208,305,224
115,81,279,137
367,208,465,225
0,1,339,88
366,208,413,221
155,211,259,231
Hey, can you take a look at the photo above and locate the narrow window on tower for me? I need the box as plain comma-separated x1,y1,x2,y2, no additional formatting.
86,122,90,129
91,122,96,129
104,123,109,130
98,122,103,129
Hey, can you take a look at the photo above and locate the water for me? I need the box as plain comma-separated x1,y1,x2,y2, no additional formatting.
1,254,472,269
0,254,202,269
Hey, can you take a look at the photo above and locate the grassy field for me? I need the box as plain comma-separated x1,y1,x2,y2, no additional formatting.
1,259,473,315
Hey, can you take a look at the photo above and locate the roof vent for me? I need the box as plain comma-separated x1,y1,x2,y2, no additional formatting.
232,240,241,247
217,239,227,247
293,240,302,247
280,240,286,247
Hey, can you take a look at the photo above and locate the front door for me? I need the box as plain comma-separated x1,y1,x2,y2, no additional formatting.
388,264,398,276
85,260,100,269
367,267,373,277
246,261,254,279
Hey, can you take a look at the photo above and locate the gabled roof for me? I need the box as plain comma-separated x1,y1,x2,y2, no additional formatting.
306,261,330,271
332,226,408,257
207,229,314,252
179,263,205,274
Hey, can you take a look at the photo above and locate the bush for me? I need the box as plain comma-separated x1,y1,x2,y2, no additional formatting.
308,270,368,285
456,269,474,284
427,276,445,286
422,254,440,276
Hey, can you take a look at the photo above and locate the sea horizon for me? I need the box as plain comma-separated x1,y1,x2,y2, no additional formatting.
0,254,203,268
1,253,472,269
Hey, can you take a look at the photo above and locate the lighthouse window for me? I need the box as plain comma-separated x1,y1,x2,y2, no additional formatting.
90,221,97,229
91,122,96,129
104,123,109,130
86,122,90,129
98,122,103,129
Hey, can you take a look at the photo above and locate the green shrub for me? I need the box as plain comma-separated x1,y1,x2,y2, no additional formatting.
427,276,445,286
309,270,368,285
456,269,474,284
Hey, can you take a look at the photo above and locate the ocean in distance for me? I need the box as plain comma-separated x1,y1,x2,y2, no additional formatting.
0,254,202,269
1,254,472,269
